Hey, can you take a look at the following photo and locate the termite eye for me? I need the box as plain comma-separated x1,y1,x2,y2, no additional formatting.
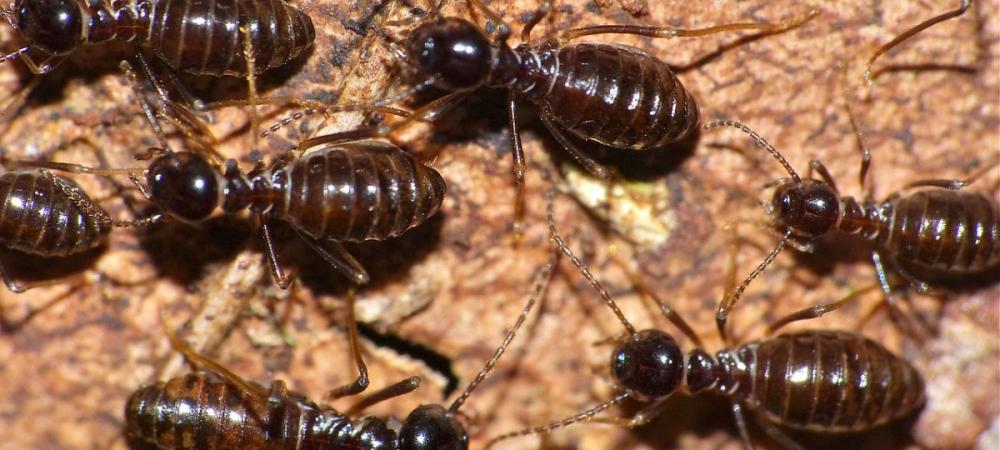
774,181,839,237
15,0,83,55
147,152,220,222
611,329,684,398
408,18,491,91
398,404,468,450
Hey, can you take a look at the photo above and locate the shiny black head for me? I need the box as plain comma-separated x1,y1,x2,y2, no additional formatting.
772,179,840,237
612,329,684,398
147,152,221,222
398,404,468,450
14,0,83,56
407,18,491,91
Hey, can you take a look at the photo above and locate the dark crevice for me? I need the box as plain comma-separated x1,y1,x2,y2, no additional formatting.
356,321,460,398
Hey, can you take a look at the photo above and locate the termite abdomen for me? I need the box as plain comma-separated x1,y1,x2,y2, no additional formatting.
275,141,448,242
146,0,315,77
884,190,999,274
6,0,314,76
737,330,925,432
528,43,700,150
0,171,109,257
125,372,397,449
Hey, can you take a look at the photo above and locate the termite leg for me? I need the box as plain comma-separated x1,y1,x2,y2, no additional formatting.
903,154,1000,190
540,112,612,179
295,91,469,151
807,159,840,193
259,218,296,290
558,9,819,42
753,408,807,450
507,92,526,242
764,284,879,336
325,288,370,399
730,402,758,450
292,228,370,285
345,376,422,416
587,396,670,428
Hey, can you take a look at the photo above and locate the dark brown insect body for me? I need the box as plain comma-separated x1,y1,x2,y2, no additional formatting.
781,183,1000,274
271,142,447,242
126,247,562,450
704,0,995,340
295,3,814,230
0,168,145,329
602,327,925,435
488,201,926,448
506,40,699,151
0,170,109,257
126,373,414,449
705,119,999,340
141,139,445,285
4,0,314,75
724,330,924,431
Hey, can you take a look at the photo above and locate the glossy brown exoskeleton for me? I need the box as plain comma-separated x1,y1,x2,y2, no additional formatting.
705,120,997,338
0,168,152,329
126,245,562,449
487,196,925,449
279,0,817,231
703,1,995,339
33,138,447,286
1,0,314,76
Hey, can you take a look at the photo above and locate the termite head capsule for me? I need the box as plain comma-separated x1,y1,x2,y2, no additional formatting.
398,404,469,450
611,329,684,398
14,0,83,55
772,180,840,237
407,18,491,91
147,152,221,222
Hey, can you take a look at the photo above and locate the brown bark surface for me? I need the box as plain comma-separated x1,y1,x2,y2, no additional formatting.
0,0,996,449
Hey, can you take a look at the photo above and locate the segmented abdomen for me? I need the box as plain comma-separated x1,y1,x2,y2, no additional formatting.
126,373,398,450
276,141,447,242
881,190,1000,273
732,330,924,432
144,0,314,77
0,171,109,257
535,43,698,150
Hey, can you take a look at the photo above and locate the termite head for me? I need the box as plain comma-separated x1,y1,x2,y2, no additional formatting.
611,329,684,399
772,179,840,238
147,152,223,222
13,0,83,56
398,404,468,450
407,18,491,91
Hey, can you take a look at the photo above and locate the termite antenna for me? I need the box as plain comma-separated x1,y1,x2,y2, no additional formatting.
158,312,265,397
842,63,874,194
260,79,433,139
704,119,801,183
484,392,633,448
546,190,637,335
0,46,27,65
863,0,973,85
448,244,560,413
715,229,792,344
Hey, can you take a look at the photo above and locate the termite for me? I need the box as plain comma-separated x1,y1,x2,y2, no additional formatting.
0,167,153,329
486,194,925,449
25,136,448,287
267,0,818,233
0,0,314,76
704,0,995,340
14,56,447,287
125,243,561,449
0,0,314,135
705,119,997,339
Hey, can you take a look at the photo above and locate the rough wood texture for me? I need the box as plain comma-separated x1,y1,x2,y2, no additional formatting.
0,0,996,449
